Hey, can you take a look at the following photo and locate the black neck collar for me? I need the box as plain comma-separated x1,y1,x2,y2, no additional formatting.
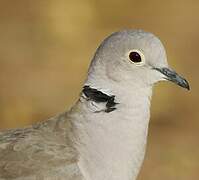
82,86,118,113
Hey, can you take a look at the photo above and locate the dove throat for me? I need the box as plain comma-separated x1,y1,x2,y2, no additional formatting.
69,76,153,180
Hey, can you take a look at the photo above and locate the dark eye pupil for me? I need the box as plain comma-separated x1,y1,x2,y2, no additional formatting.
129,51,142,63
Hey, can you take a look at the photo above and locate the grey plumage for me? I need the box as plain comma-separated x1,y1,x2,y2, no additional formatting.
0,30,189,180
0,113,82,180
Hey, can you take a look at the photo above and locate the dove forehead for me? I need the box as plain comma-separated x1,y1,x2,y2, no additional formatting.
103,30,162,48
98,29,167,67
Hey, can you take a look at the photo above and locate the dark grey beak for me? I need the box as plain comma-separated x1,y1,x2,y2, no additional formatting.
154,67,190,90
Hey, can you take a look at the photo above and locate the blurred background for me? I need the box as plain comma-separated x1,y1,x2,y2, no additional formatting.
0,0,198,179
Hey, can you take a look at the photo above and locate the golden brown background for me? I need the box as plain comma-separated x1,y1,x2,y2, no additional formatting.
0,0,198,179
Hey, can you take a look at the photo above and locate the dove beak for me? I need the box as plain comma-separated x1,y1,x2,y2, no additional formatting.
154,67,190,90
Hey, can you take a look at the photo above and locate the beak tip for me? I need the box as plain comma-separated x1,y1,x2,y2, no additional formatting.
186,83,190,91
182,79,190,91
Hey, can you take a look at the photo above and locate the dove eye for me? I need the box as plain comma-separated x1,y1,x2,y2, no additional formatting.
128,50,145,66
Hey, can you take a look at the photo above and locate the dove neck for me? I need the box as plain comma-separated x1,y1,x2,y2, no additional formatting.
70,80,152,180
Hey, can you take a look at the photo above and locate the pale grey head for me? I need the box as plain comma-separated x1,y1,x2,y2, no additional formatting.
88,29,189,90
78,30,189,180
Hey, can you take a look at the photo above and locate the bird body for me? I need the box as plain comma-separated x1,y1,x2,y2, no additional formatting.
0,113,82,180
0,30,189,180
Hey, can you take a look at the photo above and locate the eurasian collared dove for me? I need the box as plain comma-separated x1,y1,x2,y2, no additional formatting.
0,30,189,180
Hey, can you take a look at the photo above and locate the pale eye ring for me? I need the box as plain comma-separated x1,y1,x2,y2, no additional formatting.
128,49,145,66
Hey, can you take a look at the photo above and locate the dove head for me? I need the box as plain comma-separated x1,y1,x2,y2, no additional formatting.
86,30,189,90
